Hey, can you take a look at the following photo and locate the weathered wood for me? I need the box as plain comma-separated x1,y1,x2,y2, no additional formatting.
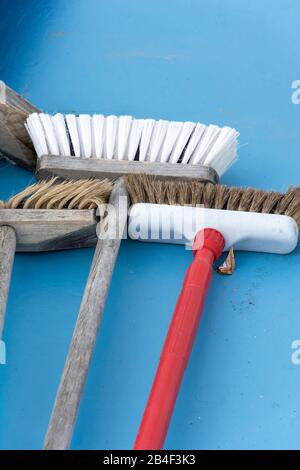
0,209,97,252
0,81,40,170
0,104,33,148
44,179,129,450
0,121,37,170
0,226,16,339
0,81,39,114
37,155,220,183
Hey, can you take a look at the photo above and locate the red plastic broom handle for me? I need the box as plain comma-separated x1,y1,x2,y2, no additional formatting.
134,229,225,450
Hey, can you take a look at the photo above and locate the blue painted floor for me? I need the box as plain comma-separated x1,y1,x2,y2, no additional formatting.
0,0,300,449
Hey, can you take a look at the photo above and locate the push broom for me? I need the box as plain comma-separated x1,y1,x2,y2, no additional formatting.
125,175,300,449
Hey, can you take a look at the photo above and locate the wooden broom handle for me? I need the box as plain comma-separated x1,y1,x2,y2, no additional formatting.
0,225,16,340
44,179,128,450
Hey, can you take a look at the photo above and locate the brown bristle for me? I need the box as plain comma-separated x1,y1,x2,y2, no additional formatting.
214,185,231,210
190,181,204,206
281,188,300,227
249,190,268,213
226,187,244,211
237,188,255,211
2,177,112,210
202,183,216,208
125,175,300,228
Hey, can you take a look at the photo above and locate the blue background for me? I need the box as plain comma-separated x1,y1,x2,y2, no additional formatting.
0,0,300,450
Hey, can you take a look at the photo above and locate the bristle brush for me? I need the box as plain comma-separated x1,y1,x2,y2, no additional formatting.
26,112,239,183
125,175,299,450
127,176,300,252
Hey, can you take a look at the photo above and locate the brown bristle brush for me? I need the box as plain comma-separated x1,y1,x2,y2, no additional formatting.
124,175,300,450
126,175,300,225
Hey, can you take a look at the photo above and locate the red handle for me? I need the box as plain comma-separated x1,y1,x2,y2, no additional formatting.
134,229,225,450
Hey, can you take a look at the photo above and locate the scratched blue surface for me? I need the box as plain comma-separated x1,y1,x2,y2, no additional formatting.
0,0,300,450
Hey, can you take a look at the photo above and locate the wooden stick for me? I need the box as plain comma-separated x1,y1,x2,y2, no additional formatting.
0,226,16,339
43,179,128,450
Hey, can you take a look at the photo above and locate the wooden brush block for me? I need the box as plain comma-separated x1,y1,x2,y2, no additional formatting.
36,155,219,183
0,209,98,252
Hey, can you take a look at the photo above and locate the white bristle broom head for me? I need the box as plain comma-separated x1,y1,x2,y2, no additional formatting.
26,112,239,177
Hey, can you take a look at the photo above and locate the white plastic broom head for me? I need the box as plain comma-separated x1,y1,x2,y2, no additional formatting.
25,113,239,178
128,204,299,254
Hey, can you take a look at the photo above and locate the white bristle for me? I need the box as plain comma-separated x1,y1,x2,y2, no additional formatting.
66,114,81,157
91,114,105,158
147,120,168,162
77,114,92,158
116,116,132,160
104,115,118,159
159,121,183,163
169,121,195,163
204,127,239,176
190,124,221,164
39,113,60,155
25,113,48,158
127,119,144,161
139,119,156,161
51,114,70,156
26,111,239,176
181,123,206,164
